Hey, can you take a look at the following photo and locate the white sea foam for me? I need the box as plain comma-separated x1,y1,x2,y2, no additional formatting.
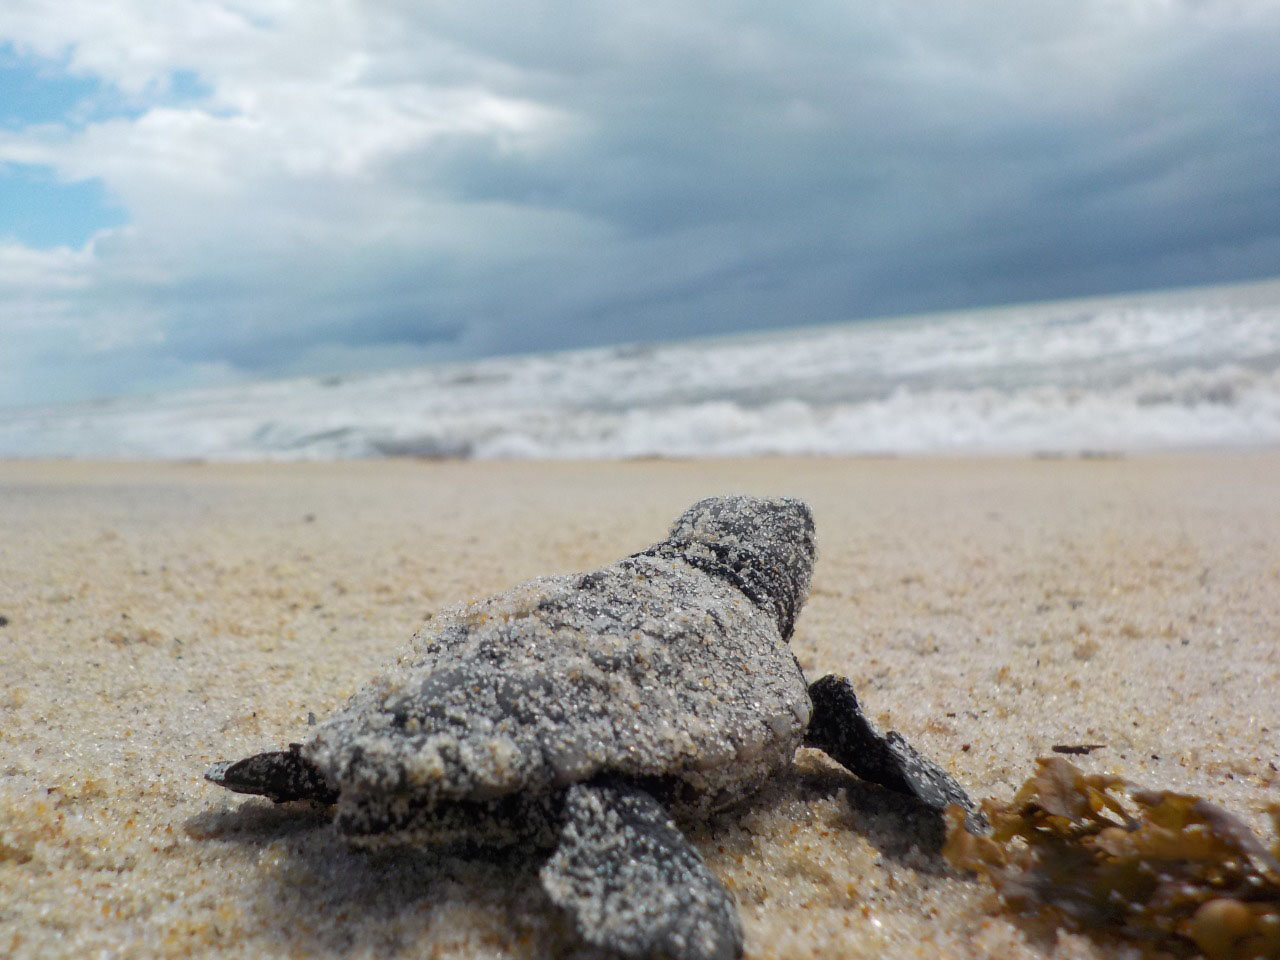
3,278,1279,459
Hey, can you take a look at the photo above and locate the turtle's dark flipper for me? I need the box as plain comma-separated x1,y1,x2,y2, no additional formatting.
541,781,743,960
804,674,985,832
204,743,338,804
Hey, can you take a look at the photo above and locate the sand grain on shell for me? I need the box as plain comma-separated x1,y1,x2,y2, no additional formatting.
1,456,1277,959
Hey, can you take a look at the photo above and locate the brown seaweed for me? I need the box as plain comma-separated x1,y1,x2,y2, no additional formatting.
943,757,1280,959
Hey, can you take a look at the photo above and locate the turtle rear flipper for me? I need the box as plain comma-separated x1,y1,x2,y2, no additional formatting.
804,674,985,831
542,780,743,960
204,743,338,804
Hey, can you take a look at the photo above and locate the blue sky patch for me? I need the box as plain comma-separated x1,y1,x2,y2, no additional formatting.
0,163,126,248
167,69,211,102
0,44,106,128
0,43,211,131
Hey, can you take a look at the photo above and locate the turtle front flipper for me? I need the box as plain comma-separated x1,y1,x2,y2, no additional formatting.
204,743,338,804
541,780,743,960
804,674,985,831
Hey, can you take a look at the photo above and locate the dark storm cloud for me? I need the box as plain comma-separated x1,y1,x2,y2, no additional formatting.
381,1,1280,324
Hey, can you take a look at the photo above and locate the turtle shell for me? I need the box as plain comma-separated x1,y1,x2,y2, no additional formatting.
303,523,813,846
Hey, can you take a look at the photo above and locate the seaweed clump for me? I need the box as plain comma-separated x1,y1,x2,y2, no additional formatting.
943,757,1280,958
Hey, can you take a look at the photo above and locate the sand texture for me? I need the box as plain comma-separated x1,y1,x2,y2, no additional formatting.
1,455,1277,959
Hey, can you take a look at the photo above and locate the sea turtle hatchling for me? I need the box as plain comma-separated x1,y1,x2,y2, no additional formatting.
206,496,981,960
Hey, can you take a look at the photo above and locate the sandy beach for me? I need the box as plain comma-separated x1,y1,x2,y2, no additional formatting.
2,454,1277,959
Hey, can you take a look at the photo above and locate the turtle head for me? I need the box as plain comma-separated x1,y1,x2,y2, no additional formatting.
656,496,816,641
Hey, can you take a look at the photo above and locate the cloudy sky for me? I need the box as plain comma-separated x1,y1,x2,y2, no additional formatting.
2,0,1279,408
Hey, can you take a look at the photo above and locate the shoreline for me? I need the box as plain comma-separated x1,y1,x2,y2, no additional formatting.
3,453,1277,958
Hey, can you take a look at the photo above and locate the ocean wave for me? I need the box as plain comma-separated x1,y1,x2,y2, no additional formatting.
462,363,1280,459
3,280,1279,459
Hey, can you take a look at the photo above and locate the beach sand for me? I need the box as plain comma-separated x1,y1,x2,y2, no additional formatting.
2,454,1277,959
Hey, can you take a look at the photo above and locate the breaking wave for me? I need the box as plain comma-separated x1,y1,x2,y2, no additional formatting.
3,279,1279,459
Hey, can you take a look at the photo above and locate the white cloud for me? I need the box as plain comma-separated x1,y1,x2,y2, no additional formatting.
1,0,1279,407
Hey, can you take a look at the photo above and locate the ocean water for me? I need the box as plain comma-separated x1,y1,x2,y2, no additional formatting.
3,278,1279,460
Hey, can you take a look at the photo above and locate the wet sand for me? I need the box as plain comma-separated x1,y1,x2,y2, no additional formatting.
1,455,1277,959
